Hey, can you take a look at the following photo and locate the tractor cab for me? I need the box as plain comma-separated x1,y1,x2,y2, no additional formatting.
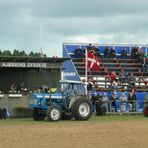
57,80,85,96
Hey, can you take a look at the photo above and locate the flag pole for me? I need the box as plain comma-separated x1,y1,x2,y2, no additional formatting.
40,22,43,57
85,48,88,95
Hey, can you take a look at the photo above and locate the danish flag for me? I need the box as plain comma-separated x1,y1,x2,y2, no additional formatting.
87,50,100,71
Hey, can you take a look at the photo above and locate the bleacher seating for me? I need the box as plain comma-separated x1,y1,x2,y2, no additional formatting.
63,43,148,93
72,58,147,91
63,43,148,112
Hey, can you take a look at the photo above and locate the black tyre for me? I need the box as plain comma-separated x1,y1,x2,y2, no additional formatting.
61,113,73,120
96,102,106,116
33,108,46,121
46,105,61,121
71,97,93,120
143,106,148,117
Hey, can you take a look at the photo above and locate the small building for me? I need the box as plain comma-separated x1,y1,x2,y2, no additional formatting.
0,56,69,118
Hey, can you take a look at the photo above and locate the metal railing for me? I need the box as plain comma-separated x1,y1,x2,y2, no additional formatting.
108,100,140,113
92,100,144,113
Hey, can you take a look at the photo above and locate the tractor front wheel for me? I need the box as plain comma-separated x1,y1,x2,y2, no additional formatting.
46,105,61,121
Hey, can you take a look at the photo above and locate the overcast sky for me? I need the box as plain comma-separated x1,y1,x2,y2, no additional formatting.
0,0,148,57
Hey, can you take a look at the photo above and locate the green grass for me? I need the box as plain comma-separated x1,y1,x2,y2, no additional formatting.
91,114,148,122
0,115,147,127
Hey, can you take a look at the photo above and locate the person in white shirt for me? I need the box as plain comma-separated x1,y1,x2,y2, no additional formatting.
120,92,127,112
102,93,109,112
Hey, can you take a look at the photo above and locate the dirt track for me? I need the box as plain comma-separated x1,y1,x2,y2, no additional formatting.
0,120,148,148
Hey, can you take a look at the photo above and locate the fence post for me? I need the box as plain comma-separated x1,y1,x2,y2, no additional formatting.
136,100,138,112
110,101,112,112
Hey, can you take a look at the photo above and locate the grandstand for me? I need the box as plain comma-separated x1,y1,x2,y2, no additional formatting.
62,43,148,111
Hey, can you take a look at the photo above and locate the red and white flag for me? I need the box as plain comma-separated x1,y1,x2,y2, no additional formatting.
84,49,100,95
87,50,100,71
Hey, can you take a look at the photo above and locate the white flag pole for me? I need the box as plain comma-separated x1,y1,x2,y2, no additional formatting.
85,48,88,95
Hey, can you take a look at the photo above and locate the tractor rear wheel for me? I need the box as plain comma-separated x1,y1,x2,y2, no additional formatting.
143,106,148,117
33,108,46,121
71,97,93,120
46,105,61,121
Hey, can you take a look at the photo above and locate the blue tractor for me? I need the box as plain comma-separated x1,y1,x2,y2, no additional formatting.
29,80,93,121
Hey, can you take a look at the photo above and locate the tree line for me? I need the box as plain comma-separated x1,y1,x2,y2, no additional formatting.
0,49,47,57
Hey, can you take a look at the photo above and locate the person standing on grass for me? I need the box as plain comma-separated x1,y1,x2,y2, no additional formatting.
110,90,118,112
127,89,137,112
120,92,127,112
102,92,109,112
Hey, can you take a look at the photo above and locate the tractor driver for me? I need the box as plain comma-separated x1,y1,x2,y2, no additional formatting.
60,83,75,98
67,84,75,98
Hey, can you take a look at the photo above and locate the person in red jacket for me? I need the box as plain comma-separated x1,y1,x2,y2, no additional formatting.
109,71,118,83
108,71,120,96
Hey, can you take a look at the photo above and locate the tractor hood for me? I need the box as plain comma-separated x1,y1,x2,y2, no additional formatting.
49,93,63,99
32,93,63,99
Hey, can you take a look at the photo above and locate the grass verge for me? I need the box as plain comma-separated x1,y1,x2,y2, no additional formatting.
0,114,147,127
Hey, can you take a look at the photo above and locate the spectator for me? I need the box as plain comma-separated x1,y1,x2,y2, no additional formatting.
74,48,84,58
104,47,110,58
93,47,103,60
121,48,127,59
118,68,128,86
87,43,93,52
137,47,144,63
127,90,137,112
9,82,16,93
110,90,118,112
127,73,136,90
109,71,117,83
102,92,109,112
81,48,85,58
108,71,118,84
87,79,93,92
131,46,138,59
120,92,127,113
95,91,106,115
108,71,119,95
98,92,103,102
142,55,148,72
91,91,98,112
109,48,116,59
110,80,118,92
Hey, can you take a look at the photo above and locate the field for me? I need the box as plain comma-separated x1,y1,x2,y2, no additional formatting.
0,115,148,148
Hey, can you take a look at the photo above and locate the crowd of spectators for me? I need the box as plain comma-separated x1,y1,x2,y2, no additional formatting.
131,46,147,71
107,68,138,93
8,82,28,95
73,44,148,71
74,44,103,59
87,66,139,113
74,44,147,113
91,89,137,113
90,87,137,114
